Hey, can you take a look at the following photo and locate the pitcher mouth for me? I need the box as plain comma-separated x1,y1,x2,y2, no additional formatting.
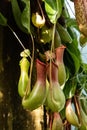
46,61,58,69
56,44,66,49
36,59,46,66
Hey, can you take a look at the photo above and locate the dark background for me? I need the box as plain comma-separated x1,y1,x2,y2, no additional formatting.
0,0,36,130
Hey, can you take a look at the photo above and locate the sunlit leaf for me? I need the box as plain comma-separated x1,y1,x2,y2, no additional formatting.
0,12,7,26
82,63,87,73
44,0,62,24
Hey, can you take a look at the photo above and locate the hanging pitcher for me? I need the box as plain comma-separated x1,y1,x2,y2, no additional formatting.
22,59,47,111
46,61,65,112
55,45,66,89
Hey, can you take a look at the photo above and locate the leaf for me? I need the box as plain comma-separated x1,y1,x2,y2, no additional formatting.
56,23,72,43
0,12,7,26
82,63,87,73
64,51,76,75
11,0,29,33
64,39,81,74
63,78,77,99
67,40,80,58
67,26,79,40
66,18,79,30
44,0,62,24
67,48,80,74
21,0,30,34
62,0,70,18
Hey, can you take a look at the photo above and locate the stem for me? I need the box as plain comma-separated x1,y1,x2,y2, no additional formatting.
73,95,81,123
49,23,56,87
51,23,56,52
7,25,34,98
64,120,71,130
30,33,34,90
37,0,45,19
7,25,32,59
7,25,26,50
24,33,35,97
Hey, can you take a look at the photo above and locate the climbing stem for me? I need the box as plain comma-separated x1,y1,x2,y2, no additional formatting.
24,33,35,98
73,95,81,123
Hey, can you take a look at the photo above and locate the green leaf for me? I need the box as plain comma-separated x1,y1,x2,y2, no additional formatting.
21,0,30,34
67,26,79,40
63,78,77,99
82,63,87,73
64,51,75,75
67,48,80,74
64,41,81,75
66,18,79,30
11,0,29,33
62,1,70,18
0,12,7,26
65,37,81,73
44,0,62,24
56,23,72,43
